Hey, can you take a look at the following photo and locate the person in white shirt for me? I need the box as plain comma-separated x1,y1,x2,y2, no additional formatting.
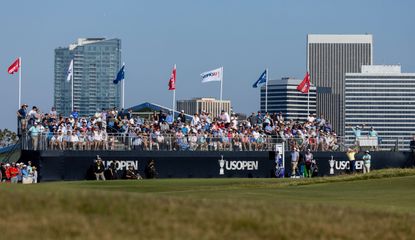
220,110,230,123
70,131,79,150
93,129,103,149
191,113,200,126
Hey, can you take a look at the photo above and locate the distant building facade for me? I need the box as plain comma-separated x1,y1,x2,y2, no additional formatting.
307,34,373,135
176,98,231,118
260,78,316,121
54,38,122,116
344,65,415,150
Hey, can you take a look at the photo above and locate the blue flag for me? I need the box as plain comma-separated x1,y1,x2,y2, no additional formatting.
252,69,267,88
113,65,125,84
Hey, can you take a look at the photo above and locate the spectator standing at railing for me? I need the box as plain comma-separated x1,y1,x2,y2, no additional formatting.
28,122,41,151
351,125,363,138
28,106,38,126
17,104,28,134
368,127,378,137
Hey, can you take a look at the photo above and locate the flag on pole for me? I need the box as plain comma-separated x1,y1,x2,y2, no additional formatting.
168,64,176,90
297,72,311,93
7,58,20,74
113,65,125,84
252,69,267,88
66,59,73,82
201,67,223,83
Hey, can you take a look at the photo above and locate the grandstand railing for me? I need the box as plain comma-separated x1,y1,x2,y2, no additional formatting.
19,132,365,152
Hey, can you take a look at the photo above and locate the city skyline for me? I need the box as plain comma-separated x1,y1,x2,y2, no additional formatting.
0,0,414,131
54,38,122,116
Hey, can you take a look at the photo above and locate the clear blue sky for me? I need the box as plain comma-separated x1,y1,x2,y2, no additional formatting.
1,0,414,130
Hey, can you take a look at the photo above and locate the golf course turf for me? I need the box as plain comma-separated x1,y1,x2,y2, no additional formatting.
1,169,414,240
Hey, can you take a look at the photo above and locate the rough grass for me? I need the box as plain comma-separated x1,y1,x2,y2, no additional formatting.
1,169,415,240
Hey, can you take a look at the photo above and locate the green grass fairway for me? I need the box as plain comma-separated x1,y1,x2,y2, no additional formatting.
1,169,415,240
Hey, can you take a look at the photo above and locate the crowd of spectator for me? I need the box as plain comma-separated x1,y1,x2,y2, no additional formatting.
17,103,342,152
0,129,18,148
0,161,37,184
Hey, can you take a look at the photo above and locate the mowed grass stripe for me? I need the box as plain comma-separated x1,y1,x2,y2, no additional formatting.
0,169,415,240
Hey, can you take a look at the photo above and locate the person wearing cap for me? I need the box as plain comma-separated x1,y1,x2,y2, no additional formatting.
368,127,379,150
346,147,358,174
290,147,300,177
350,124,365,145
17,104,28,133
31,166,38,183
125,165,143,180
3,163,11,182
178,110,186,123
304,149,313,178
28,122,41,150
362,150,371,174
94,155,106,181
9,162,19,184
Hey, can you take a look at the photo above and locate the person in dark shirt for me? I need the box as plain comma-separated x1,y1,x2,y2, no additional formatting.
125,165,142,180
17,104,28,134
145,159,157,179
178,110,186,123
94,155,106,181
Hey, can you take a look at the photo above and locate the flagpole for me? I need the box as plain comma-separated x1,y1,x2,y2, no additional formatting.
18,57,22,108
122,62,125,109
122,76,125,109
172,64,176,117
265,68,268,113
220,67,223,112
173,89,176,117
71,67,74,112
307,84,310,116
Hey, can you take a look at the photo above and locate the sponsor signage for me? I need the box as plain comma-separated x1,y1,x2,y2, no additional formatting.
104,160,139,170
328,156,363,175
218,155,259,175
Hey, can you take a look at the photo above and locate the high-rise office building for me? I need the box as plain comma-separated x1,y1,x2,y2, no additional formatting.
176,98,231,118
54,38,121,116
345,65,415,151
307,34,373,135
260,78,316,121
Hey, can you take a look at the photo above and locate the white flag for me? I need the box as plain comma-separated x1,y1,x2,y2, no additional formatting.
66,59,73,82
201,67,223,83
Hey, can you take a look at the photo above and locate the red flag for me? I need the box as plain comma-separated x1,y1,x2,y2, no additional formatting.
8,58,20,74
297,72,310,93
168,64,176,90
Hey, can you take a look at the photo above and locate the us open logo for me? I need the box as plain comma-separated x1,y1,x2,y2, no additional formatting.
329,159,364,174
218,155,258,175
104,160,138,170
